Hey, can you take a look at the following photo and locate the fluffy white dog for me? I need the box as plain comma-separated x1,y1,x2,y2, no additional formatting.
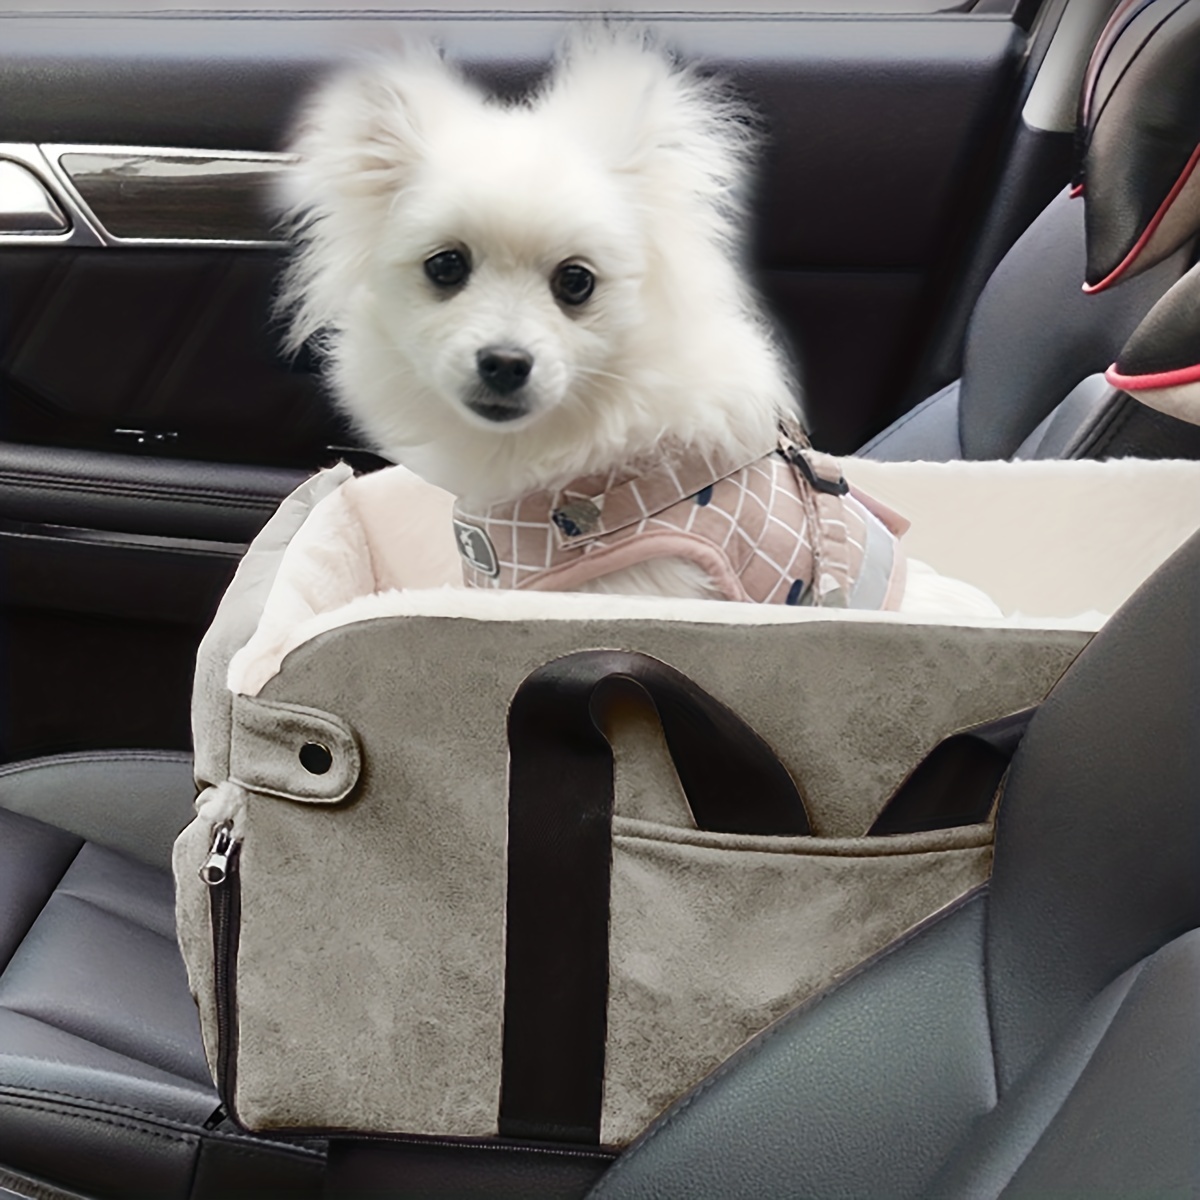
279,33,998,616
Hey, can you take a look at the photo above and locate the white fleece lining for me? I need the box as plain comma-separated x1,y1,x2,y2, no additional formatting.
227,458,1200,697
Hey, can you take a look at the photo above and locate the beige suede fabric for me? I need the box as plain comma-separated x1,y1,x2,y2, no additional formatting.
175,608,1085,1142
180,464,353,1081
229,695,361,805
604,818,991,1142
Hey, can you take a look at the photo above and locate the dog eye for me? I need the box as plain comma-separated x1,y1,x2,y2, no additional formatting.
424,250,470,288
552,263,595,306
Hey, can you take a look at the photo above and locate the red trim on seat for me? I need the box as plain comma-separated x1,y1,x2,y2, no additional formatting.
1106,360,1200,391
1070,183,1084,199
1083,141,1200,295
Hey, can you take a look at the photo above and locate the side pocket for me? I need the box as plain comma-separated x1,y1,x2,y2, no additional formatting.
602,818,993,1144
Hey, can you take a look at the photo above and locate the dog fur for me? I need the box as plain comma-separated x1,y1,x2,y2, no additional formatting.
278,33,997,613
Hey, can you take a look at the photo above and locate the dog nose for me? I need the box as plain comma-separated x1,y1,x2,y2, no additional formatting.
477,347,533,395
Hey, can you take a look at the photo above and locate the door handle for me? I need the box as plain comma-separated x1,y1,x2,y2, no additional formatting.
0,142,290,248
0,158,70,234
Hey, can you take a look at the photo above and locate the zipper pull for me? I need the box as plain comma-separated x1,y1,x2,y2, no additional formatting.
200,820,237,887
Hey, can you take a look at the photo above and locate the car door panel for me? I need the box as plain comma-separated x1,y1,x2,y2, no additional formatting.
0,444,306,761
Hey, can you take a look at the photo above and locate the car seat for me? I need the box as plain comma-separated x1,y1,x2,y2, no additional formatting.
860,0,1200,464
0,751,325,1198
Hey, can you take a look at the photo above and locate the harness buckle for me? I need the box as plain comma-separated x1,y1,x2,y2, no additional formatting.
778,443,849,497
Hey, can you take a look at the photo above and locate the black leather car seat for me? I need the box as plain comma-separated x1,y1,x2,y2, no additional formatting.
588,525,1200,1200
860,0,1200,463
0,751,325,1199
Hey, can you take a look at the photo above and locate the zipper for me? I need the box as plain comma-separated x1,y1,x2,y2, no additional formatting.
200,819,236,885
202,820,241,1109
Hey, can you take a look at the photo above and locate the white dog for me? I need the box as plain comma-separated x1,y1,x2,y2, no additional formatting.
279,32,998,617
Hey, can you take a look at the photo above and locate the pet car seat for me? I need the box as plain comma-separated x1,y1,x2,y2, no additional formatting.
7,9,1200,1198
162,446,1200,1189
859,0,1200,464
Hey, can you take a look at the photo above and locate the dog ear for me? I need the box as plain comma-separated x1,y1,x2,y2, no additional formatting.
539,29,759,244
275,49,481,350
280,50,469,207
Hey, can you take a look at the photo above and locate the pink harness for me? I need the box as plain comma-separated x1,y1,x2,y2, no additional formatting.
453,423,909,609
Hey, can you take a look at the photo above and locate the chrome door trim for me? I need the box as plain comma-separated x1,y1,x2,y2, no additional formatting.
0,159,70,234
0,142,104,247
0,142,292,248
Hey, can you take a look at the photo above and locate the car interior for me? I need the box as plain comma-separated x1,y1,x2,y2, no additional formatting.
1,0,1198,1197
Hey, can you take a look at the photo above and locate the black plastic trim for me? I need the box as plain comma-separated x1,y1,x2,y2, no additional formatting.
0,518,242,624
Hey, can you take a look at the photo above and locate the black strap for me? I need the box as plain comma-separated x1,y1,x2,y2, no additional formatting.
499,650,810,1144
867,707,1037,836
779,444,850,496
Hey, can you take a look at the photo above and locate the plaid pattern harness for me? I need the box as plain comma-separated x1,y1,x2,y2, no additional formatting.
453,422,908,609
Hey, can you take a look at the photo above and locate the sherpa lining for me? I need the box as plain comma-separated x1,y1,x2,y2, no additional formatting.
227,457,1200,697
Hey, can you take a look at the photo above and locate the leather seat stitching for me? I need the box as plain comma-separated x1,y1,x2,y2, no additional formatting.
0,1096,197,1145
363,1133,613,1162
203,1140,326,1163
0,1084,206,1129
0,750,192,778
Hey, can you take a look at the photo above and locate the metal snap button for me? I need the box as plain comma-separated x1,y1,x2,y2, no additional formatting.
299,742,333,775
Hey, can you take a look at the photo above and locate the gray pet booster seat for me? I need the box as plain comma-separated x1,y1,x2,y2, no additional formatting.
172,453,1200,1150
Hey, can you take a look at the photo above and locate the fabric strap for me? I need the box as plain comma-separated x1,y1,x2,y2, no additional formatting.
499,649,811,1144
868,707,1036,835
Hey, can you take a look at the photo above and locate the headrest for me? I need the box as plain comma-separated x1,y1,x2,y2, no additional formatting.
1077,0,1200,294
1106,262,1200,423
